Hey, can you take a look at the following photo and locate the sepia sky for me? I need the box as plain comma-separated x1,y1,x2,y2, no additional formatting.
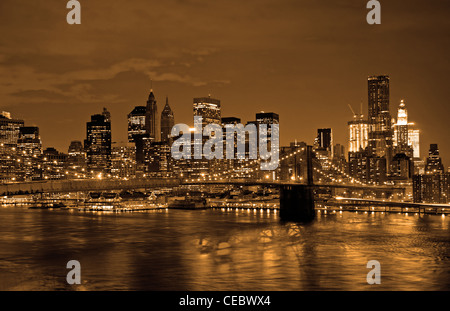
0,0,449,165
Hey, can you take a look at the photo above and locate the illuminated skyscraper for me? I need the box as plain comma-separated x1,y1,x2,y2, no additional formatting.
145,89,159,141
408,129,420,159
160,97,174,144
0,112,24,145
425,144,444,174
348,114,369,153
192,96,221,178
85,113,112,175
367,75,392,158
193,96,221,129
128,106,147,143
17,126,42,181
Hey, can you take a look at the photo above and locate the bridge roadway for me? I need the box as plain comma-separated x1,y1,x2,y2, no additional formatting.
0,178,181,196
334,197,450,208
184,179,406,193
0,178,407,196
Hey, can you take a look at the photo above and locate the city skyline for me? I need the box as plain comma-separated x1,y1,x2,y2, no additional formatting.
2,80,447,170
0,1,449,163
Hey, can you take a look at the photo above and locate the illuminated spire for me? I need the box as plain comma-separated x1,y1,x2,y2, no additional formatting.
397,99,408,125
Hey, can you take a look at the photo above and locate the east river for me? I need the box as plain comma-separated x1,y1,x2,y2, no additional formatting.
0,205,449,290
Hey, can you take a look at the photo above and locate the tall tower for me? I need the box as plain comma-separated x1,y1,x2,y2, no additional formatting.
393,99,409,153
348,114,369,153
160,97,174,144
425,144,444,174
145,89,159,141
85,113,112,175
128,106,147,143
193,96,221,129
367,75,392,158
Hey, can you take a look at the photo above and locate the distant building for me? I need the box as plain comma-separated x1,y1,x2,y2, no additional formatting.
42,147,68,180
17,126,42,181
128,106,147,143
413,173,450,204
315,128,333,159
0,112,24,145
425,144,444,174
111,142,136,179
408,129,420,159
193,96,221,129
0,112,24,182
390,153,413,181
67,140,86,177
142,141,172,177
348,114,369,153
145,89,159,141
392,100,413,157
160,97,174,144
367,75,392,159
85,113,112,176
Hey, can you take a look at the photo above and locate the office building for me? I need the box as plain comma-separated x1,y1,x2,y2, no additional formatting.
160,97,175,144
85,113,112,175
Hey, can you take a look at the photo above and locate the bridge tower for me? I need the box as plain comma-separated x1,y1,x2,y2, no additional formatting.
280,145,316,222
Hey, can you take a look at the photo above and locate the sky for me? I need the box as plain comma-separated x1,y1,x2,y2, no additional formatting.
0,0,449,166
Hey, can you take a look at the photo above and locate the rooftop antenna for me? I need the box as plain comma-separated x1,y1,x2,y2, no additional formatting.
150,79,153,92
360,100,363,117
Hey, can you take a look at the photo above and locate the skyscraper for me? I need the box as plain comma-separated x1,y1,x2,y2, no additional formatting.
85,113,112,175
160,97,174,144
348,113,369,153
408,129,420,159
0,112,24,146
128,106,147,143
145,89,159,141
67,140,86,175
425,144,445,174
393,100,410,153
367,75,392,158
17,126,42,181
193,96,221,129
317,128,333,150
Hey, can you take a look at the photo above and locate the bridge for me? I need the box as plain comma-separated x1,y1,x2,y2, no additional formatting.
0,145,409,222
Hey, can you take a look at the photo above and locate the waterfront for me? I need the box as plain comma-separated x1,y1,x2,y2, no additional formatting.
0,205,449,291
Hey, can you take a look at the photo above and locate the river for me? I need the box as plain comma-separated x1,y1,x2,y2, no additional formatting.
0,206,449,290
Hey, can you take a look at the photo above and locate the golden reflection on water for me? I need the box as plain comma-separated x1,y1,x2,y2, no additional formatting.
0,207,449,290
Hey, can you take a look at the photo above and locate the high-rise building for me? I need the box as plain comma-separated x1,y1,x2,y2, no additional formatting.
85,113,112,175
317,128,332,150
67,140,86,176
408,129,420,159
111,142,136,179
193,96,221,129
315,128,333,160
413,173,450,204
17,126,42,181
425,144,444,174
128,106,147,143
160,97,174,144
392,100,410,153
0,112,24,145
145,89,159,141
42,147,68,180
367,75,392,158
102,107,111,123
348,114,369,153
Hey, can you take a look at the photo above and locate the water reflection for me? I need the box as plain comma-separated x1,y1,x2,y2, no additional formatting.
0,206,449,290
